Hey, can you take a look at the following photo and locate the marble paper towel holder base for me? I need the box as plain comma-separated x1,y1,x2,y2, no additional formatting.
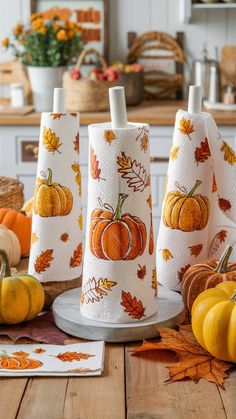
52,286,185,342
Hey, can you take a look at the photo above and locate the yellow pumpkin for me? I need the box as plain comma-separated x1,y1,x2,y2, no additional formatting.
192,281,236,362
0,225,21,266
0,249,44,324
34,168,73,217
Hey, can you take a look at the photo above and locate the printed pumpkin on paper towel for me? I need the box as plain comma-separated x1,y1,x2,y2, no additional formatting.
89,193,147,261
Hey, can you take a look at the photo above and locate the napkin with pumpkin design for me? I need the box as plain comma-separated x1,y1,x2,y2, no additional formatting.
157,110,236,291
28,112,83,283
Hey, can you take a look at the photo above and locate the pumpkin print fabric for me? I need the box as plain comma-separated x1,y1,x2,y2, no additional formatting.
28,112,83,283
81,123,157,323
157,110,236,291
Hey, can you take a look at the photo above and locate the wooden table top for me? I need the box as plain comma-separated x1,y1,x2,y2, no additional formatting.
1,259,236,419
0,101,236,126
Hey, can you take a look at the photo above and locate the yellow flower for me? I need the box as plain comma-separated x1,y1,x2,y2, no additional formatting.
31,18,44,30
14,23,24,37
67,30,75,40
56,29,68,41
38,26,47,35
2,37,9,47
52,23,61,31
31,12,42,21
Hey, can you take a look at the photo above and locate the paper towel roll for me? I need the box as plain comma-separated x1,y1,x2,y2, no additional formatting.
81,122,157,323
28,111,83,282
157,109,236,291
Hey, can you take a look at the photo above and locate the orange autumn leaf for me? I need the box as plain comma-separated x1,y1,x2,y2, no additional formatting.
31,232,38,245
90,146,104,181
50,113,66,120
152,268,158,297
71,162,82,196
34,249,53,274
12,351,29,358
70,243,82,268
137,264,147,279
188,244,203,257
33,348,46,354
161,248,173,262
169,145,179,160
147,194,152,210
43,126,62,154
209,230,228,257
212,173,217,193
140,133,149,152
195,137,211,165
60,232,69,242
179,118,195,140
178,264,191,282
218,195,231,213
220,141,236,165
70,112,78,117
131,326,232,389
77,213,83,230
103,130,117,144
56,351,94,362
121,290,146,320
117,151,149,192
73,132,80,154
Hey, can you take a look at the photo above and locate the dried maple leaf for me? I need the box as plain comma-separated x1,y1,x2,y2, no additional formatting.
218,195,231,213
170,145,179,160
77,213,83,230
71,162,82,196
70,243,82,268
34,249,53,274
161,248,173,261
104,130,117,144
195,137,211,165
178,264,191,282
31,232,38,245
131,326,232,389
121,290,146,320
117,151,149,192
152,268,158,297
43,126,62,154
50,113,66,120
188,244,203,257
73,132,80,154
33,348,46,354
82,277,117,304
137,264,147,279
209,230,228,257
12,351,29,357
220,141,236,165
179,117,195,140
56,351,94,362
90,146,104,181
212,173,217,193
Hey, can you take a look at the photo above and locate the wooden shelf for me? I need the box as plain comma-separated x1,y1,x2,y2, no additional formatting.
179,0,236,23
193,3,236,9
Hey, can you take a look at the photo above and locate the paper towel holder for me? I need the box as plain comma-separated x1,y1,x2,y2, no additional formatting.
53,87,66,114
109,86,128,129
188,85,202,115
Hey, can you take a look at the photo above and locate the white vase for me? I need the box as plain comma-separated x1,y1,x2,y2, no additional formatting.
27,66,66,112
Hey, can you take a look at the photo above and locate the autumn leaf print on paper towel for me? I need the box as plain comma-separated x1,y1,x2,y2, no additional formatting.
218,195,231,213
81,277,117,305
188,244,203,257
43,127,62,154
209,230,227,257
137,264,147,279
50,113,66,120
170,145,179,161
90,146,105,181
179,118,195,140
221,141,236,165
60,232,69,243
77,213,83,230
161,248,173,262
33,348,46,354
34,249,53,274
73,132,80,154
178,264,191,282
103,130,117,145
147,194,154,255
70,243,82,268
121,290,146,320
195,138,211,165
117,151,150,192
56,352,94,362
136,127,149,153
71,162,82,196
212,174,217,193
0,351,43,370
152,268,158,297
31,232,39,245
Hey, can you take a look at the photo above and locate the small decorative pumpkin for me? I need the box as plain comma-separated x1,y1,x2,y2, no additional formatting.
181,245,236,311
163,179,209,232
0,208,32,256
90,193,147,260
21,196,34,217
0,225,21,266
192,281,236,363
34,168,73,217
0,350,43,370
0,249,44,324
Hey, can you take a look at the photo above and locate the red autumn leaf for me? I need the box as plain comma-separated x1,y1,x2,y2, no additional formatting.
73,132,80,154
137,264,146,279
56,351,95,362
209,230,228,257
188,244,203,257
218,195,231,213
70,243,83,268
121,290,146,320
34,249,53,274
195,137,211,164
90,146,104,181
60,232,69,242
178,264,191,282
33,348,46,354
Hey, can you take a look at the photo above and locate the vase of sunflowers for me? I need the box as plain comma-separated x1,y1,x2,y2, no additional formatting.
2,7,83,111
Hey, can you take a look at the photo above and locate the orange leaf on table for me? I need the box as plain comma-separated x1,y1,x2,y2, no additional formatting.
70,243,82,268
34,249,53,274
121,290,146,320
188,244,203,257
131,326,233,388
56,351,94,362
195,137,211,164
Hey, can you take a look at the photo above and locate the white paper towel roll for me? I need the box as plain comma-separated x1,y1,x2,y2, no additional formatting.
28,111,83,282
81,122,157,323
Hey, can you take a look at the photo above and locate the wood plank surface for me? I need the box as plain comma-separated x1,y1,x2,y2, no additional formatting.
0,378,28,419
219,370,236,419
0,102,236,126
125,345,228,419
63,344,125,419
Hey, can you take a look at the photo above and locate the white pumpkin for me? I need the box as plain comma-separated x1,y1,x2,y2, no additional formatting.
0,225,21,266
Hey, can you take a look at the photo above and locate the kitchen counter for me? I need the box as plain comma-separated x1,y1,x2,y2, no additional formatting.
0,101,236,126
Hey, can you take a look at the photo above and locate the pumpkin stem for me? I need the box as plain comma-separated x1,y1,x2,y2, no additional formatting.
214,245,233,273
113,193,128,220
187,180,202,197
0,249,11,278
46,168,53,186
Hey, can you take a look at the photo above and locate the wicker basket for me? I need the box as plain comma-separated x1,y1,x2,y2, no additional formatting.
118,71,144,105
0,177,24,211
63,48,117,112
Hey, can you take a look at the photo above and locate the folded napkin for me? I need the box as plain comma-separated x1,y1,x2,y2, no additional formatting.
81,123,157,323
157,110,236,291
0,341,104,376
28,112,83,282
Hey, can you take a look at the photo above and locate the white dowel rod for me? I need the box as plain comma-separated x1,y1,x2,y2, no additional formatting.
188,85,202,114
109,86,128,129
53,88,66,114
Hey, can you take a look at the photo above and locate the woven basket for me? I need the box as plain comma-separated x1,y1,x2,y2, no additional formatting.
118,71,144,105
0,177,24,211
63,48,117,112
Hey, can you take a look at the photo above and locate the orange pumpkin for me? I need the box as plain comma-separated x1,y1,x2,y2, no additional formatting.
0,208,32,256
90,193,147,260
0,351,42,370
181,245,236,311
163,180,209,232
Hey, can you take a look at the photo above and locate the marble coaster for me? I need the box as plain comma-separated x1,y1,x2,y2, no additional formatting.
53,286,185,342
